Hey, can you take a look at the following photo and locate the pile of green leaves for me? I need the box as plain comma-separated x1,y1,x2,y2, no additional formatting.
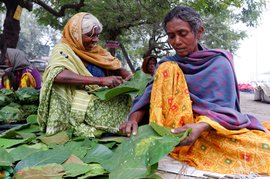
94,70,151,100
0,88,39,124
0,116,191,179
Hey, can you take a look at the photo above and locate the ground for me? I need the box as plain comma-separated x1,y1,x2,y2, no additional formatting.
239,92,269,122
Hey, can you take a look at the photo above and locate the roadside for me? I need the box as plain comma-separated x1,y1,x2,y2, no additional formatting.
240,92,270,122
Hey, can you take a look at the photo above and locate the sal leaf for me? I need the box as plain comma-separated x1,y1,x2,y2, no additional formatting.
0,147,14,166
103,125,181,179
15,148,70,171
94,70,151,100
150,122,192,139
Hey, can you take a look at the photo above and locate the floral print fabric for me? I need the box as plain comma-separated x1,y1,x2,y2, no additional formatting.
150,62,270,174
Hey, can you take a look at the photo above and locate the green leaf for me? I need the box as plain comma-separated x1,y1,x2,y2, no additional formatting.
64,141,89,160
0,138,28,148
26,114,38,124
98,136,126,143
14,148,70,171
150,122,192,138
94,71,151,100
103,125,180,179
9,145,41,162
78,164,107,179
0,147,14,166
14,163,65,179
83,144,113,164
63,163,92,177
94,86,138,101
39,131,70,145
17,126,41,134
27,143,49,151
150,122,176,137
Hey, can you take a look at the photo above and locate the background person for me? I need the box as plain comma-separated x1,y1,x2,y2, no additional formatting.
120,6,270,175
0,48,41,90
38,12,132,137
141,55,157,76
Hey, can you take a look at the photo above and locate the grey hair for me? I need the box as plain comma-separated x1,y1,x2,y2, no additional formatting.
163,6,203,34
82,14,103,35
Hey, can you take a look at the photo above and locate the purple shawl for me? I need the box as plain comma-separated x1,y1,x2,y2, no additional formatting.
130,48,265,131
22,67,42,90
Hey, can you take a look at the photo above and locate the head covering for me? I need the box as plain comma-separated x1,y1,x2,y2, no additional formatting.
6,48,30,71
141,55,157,74
62,12,121,70
81,14,103,34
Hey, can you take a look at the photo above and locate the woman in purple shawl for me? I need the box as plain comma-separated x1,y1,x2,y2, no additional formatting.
0,48,41,90
120,6,270,175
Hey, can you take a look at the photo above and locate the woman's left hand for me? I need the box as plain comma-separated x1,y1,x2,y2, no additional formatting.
171,122,211,146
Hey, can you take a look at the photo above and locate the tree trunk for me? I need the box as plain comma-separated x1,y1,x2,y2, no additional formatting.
0,0,33,64
119,43,135,73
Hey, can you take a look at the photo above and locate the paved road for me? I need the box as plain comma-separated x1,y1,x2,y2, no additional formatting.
239,92,270,122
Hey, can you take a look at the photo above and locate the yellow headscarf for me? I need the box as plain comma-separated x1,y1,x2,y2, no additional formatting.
62,12,121,70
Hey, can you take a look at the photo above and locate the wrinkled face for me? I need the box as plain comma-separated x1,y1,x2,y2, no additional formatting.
82,27,100,51
166,18,201,56
147,58,156,74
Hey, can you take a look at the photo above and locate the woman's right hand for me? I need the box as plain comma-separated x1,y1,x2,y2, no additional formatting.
119,120,138,137
119,110,145,136
99,76,124,88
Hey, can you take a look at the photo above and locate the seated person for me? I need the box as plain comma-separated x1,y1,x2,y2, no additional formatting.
38,12,132,138
141,55,157,76
120,6,270,175
0,48,41,90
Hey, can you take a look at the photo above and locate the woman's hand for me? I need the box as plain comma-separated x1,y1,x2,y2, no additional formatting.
113,68,133,81
119,109,145,136
171,122,211,146
99,76,124,88
119,120,138,137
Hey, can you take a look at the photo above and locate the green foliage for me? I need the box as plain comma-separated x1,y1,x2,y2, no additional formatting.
14,148,71,171
94,70,151,100
0,116,194,178
9,145,40,162
15,87,39,104
102,124,189,179
0,0,264,64
0,147,14,166
14,163,65,179
63,163,103,178
150,122,192,139
0,106,23,123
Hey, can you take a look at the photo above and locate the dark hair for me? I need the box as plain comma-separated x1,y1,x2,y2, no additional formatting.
163,6,203,34
141,55,157,74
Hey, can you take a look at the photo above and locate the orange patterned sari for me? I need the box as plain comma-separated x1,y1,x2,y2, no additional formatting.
150,61,270,175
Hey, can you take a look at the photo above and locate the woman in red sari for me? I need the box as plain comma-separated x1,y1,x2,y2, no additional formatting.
120,6,270,175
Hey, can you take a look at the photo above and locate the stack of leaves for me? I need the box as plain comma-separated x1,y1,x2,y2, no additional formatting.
0,115,191,179
15,87,39,105
94,70,151,100
0,89,16,107
0,88,39,124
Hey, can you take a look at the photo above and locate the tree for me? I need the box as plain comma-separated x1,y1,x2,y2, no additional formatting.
0,0,85,62
0,0,266,65
17,11,60,59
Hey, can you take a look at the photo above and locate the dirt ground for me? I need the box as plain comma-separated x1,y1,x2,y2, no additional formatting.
239,92,270,122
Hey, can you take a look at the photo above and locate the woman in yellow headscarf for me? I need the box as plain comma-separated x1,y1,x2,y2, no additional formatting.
38,12,132,137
